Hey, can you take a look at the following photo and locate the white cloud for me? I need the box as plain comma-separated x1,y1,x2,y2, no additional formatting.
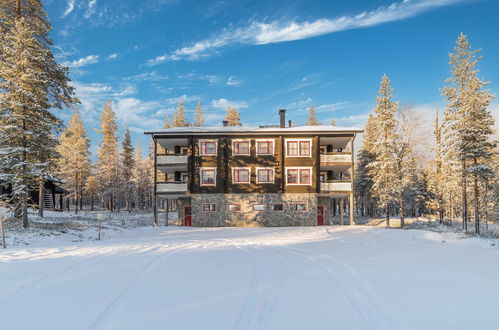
66,55,100,68
106,53,118,60
227,76,243,86
62,0,76,17
148,0,463,63
211,98,249,109
124,71,169,82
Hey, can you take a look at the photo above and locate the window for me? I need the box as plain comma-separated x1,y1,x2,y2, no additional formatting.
285,139,312,157
228,204,241,212
200,168,216,186
232,140,250,156
199,140,217,156
202,203,216,212
291,203,307,211
253,204,266,211
256,139,274,155
286,168,312,185
271,204,284,211
233,168,250,184
256,168,274,184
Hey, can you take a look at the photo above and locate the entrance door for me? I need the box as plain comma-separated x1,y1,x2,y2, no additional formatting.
317,205,325,226
184,206,192,226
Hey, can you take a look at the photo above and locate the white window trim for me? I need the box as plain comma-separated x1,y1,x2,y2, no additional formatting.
252,204,266,211
285,138,313,158
232,167,251,184
255,139,275,156
232,139,251,156
200,167,217,186
290,202,308,212
255,167,275,184
199,139,218,156
202,203,217,212
285,167,313,186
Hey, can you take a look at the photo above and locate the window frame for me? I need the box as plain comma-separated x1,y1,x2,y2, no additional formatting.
290,203,307,212
270,203,284,212
200,167,217,186
255,139,275,156
255,167,275,184
232,167,251,184
199,139,218,156
202,203,217,212
232,139,251,156
252,204,266,211
285,138,312,158
285,167,313,186
228,204,242,212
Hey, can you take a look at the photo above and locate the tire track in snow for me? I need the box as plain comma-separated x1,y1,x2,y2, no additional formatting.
86,242,202,330
230,241,288,330
274,244,404,330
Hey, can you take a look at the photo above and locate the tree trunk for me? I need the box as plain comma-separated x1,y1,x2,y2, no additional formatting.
473,158,480,235
22,187,28,228
386,205,390,227
400,198,405,228
462,159,468,231
38,180,44,218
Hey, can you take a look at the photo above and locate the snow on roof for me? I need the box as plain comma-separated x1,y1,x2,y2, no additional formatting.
145,125,363,135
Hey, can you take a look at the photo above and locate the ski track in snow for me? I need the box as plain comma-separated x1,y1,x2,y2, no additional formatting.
86,242,202,330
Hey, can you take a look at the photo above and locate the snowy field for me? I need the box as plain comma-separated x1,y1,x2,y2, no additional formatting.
1,222,499,330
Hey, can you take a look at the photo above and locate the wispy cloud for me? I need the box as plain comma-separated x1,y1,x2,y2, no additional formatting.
66,55,100,68
106,53,118,60
211,98,249,109
62,0,76,17
148,0,463,64
227,76,243,86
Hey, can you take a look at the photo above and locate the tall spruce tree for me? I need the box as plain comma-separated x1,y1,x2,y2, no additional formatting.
368,75,399,227
442,33,496,234
225,107,241,126
0,0,75,227
97,100,119,211
355,114,377,217
193,102,205,127
306,105,320,126
121,127,135,212
172,101,189,127
55,107,90,213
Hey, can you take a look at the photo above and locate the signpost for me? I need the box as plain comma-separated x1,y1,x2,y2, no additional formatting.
96,213,106,241
0,207,8,249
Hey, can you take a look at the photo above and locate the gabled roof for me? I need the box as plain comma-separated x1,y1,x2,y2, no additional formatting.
145,125,363,136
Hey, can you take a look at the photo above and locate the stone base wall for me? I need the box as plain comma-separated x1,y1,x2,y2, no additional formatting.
176,197,192,225
191,193,318,227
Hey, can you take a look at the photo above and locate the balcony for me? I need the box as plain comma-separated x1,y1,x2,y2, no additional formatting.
156,154,188,165
320,181,352,192
156,182,188,194
320,153,352,164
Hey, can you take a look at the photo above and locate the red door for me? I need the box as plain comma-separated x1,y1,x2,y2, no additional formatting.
184,206,192,226
317,205,324,226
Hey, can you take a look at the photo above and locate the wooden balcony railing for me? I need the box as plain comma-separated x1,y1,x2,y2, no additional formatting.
320,181,352,192
156,182,188,193
156,154,188,165
320,153,352,164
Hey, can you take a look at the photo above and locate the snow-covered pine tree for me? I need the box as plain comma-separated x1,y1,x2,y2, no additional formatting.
55,107,90,213
225,107,241,126
85,175,98,211
121,127,135,212
367,75,399,227
355,114,377,217
442,33,496,234
0,0,75,227
172,101,189,127
96,100,120,211
193,102,205,127
164,111,172,129
132,141,149,210
306,105,320,126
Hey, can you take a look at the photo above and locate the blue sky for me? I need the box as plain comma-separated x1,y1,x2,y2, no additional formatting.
44,0,499,158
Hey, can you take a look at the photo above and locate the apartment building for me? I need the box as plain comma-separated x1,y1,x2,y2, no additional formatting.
145,110,362,227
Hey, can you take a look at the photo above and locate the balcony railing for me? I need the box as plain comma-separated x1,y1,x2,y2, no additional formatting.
320,153,352,163
156,154,188,165
320,181,352,192
156,182,188,193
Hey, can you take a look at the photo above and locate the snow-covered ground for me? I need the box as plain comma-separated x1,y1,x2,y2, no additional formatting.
1,223,498,330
